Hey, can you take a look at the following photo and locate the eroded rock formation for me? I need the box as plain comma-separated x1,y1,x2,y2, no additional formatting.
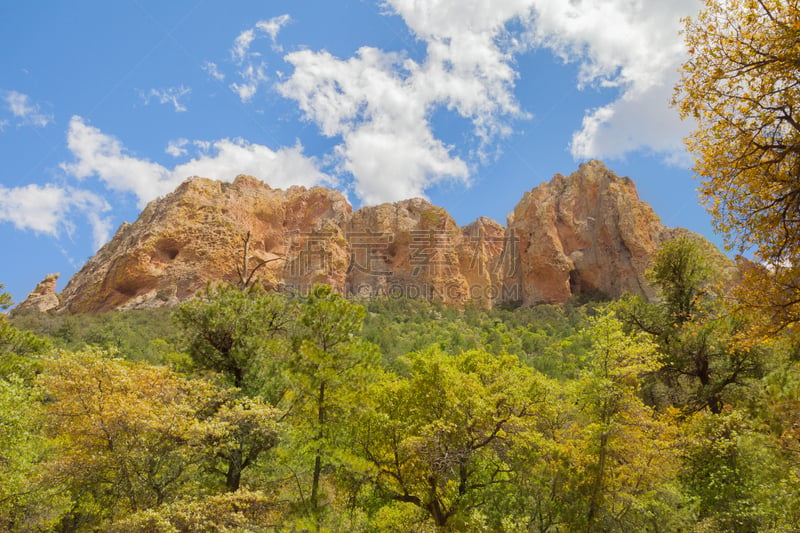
507,160,682,305
13,273,60,314
47,161,717,313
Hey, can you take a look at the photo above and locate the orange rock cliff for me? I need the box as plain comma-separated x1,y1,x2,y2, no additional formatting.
26,161,714,313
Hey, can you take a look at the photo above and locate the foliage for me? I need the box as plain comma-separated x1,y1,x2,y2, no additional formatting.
4,281,800,530
1,292,51,391
175,283,295,394
284,284,379,520
618,237,764,412
0,316,51,381
674,0,800,331
10,306,180,365
38,349,282,529
572,312,689,532
108,489,285,532
206,398,281,492
40,349,225,527
361,296,594,378
0,375,67,531
682,409,785,532
0,283,13,310
354,348,546,530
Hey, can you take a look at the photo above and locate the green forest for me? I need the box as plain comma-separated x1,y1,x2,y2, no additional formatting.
2,236,800,532
4,0,800,530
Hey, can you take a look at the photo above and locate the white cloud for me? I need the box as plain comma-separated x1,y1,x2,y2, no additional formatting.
388,0,701,165
172,138,331,191
139,86,191,112
230,62,268,103
202,61,225,81
3,90,52,127
275,0,699,204
227,15,291,102
62,116,172,204
231,28,257,64
0,183,111,249
66,188,114,249
166,138,189,157
256,14,291,48
0,184,66,234
61,116,329,208
570,79,690,164
524,0,700,163
277,1,533,204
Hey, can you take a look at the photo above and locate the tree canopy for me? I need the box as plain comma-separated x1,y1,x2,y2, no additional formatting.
674,0,800,330
6,281,800,531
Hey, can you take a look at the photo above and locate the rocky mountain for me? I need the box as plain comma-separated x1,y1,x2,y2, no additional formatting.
28,161,713,313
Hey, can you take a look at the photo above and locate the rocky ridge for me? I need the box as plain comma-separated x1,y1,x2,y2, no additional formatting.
25,161,714,313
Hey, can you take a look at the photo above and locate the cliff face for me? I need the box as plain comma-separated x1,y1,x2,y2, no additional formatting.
52,161,708,312
507,160,676,305
58,176,351,313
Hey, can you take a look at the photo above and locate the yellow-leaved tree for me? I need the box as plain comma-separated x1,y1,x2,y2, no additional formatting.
674,0,800,332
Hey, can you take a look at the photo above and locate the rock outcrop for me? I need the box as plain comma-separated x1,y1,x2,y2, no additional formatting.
58,176,351,313
508,160,678,305
14,273,60,314
48,161,719,313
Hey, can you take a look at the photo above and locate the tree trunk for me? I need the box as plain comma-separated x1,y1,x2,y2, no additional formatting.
310,381,326,518
587,431,608,532
225,447,243,491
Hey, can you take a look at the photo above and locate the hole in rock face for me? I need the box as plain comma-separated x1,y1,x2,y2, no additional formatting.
569,270,591,294
569,269,600,297
155,239,181,261
115,279,143,297
568,269,582,293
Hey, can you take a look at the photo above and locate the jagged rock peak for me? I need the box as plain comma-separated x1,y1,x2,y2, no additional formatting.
14,273,60,314
507,160,670,304
49,163,723,313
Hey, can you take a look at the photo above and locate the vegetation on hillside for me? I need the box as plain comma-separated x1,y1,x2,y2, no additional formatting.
3,233,800,532
3,2,800,529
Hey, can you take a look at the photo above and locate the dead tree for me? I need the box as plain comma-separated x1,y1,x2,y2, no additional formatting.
236,231,283,290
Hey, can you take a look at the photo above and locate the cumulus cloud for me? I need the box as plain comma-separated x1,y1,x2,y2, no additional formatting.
525,0,700,163
0,183,111,249
0,184,67,234
570,80,690,164
274,0,698,205
2,90,53,127
278,1,534,204
139,85,191,112
62,116,172,204
61,116,329,208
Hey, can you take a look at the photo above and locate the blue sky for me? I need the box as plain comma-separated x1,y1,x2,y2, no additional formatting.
0,0,711,304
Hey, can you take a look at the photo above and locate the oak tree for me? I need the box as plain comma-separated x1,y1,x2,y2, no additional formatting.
355,349,545,530
619,238,763,413
674,0,800,330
